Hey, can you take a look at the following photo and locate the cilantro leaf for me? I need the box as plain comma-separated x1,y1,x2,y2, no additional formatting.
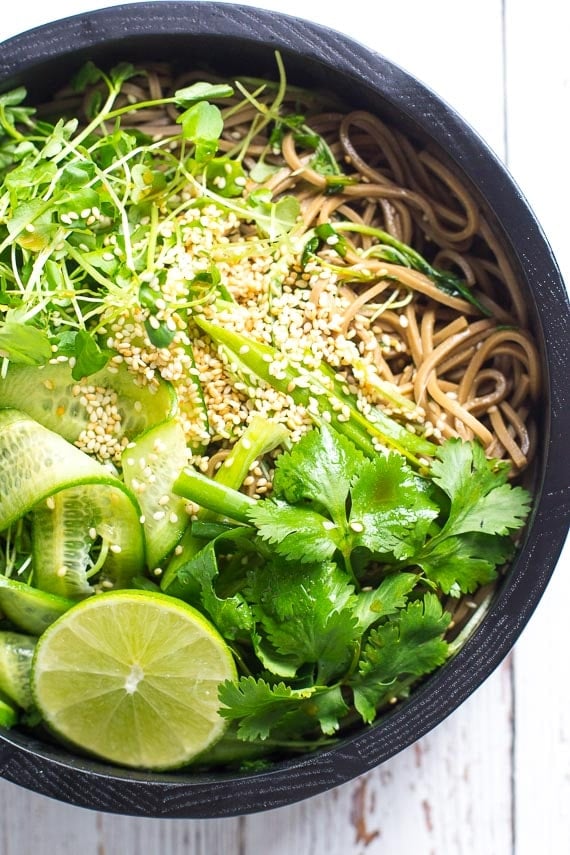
247,499,343,564
406,439,532,594
352,571,419,632
350,593,450,723
218,677,349,740
430,438,531,538
273,422,364,525
415,533,513,595
246,559,357,684
162,527,255,641
348,455,439,560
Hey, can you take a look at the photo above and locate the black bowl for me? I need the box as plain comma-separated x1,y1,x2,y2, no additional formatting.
0,1,568,819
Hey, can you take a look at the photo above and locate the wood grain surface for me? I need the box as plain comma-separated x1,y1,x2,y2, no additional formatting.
0,1,568,852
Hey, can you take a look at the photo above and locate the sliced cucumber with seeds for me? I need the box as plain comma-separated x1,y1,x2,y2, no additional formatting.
0,409,144,594
32,492,94,598
32,484,144,596
0,631,36,710
0,577,74,634
122,418,190,570
0,361,177,443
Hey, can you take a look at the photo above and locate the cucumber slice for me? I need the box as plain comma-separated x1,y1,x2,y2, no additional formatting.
0,409,145,594
0,690,18,728
32,485,144,596
0,577,74,634
0,631,35,710
122,418,190,570
0,361,177,443
0,409,103,528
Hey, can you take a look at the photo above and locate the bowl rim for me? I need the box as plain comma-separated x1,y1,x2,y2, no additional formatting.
0,0,569,819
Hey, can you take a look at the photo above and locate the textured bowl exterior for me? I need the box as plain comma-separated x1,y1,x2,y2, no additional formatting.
0,1,568,819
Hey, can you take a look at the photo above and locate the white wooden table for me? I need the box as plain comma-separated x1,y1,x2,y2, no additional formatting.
0,1,568,852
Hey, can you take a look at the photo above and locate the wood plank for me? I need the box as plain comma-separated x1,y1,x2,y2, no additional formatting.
0,782,99,854
504,2,570,852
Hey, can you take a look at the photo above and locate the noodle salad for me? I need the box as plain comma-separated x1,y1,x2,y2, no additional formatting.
0,56,536,769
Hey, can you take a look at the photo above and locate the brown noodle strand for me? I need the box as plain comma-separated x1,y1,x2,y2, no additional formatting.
488,406,528,469
413,319,495,402
432,316,469,345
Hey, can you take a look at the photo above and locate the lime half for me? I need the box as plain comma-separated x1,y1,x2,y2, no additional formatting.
31,590,237,770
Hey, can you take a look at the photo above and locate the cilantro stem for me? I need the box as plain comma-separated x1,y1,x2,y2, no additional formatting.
173,467,256,525
447,590,494,656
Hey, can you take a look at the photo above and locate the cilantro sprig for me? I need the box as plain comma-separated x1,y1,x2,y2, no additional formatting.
172,423,531,746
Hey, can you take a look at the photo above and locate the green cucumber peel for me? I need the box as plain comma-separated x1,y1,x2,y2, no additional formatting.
0,577,75,635
0,631,36,710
